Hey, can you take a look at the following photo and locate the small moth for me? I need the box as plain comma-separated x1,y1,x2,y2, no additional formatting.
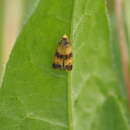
52,35,72,71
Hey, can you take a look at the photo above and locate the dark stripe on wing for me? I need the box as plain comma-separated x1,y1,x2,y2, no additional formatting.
55,52,63,58
55,52,72,59
64,65,72,71
52,63,62,69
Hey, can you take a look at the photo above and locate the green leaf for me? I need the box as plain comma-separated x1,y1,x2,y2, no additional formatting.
0,0,129,130
22,0,40,24
0,0,40,85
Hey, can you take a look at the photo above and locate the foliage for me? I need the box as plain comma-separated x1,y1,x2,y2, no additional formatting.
0,0,129,130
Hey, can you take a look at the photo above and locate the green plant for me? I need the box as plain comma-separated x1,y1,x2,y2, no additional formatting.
0,0,129,130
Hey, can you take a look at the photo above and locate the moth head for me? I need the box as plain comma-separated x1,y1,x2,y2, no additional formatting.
61,35,69,45
62,34,68,39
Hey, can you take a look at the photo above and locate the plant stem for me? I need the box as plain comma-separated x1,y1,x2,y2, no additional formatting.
115,0,130,104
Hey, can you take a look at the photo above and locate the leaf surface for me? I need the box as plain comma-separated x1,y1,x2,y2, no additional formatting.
0,0,129,130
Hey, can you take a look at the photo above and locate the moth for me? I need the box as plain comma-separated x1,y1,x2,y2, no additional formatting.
52,35,72,71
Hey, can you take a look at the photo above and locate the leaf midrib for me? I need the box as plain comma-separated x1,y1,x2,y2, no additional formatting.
68,0,75,129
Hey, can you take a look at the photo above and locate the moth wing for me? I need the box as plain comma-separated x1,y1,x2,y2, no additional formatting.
63,44,72,71
52,46,64,69
64,57,72,71
52,35,72,71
